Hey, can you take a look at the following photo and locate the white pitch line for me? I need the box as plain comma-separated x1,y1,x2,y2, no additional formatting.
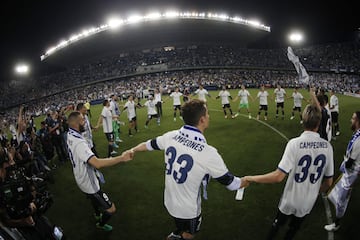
322,194,335,240
208,108,289,142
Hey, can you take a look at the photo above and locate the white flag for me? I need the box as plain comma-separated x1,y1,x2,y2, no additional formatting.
287,46,309,84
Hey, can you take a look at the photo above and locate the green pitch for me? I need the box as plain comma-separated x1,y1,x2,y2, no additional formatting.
40,89,360,240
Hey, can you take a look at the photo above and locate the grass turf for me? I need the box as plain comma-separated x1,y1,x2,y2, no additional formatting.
38,88,360,240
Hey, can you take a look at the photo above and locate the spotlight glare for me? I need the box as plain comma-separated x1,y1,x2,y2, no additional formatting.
127,15,143,24
289,32,304,42
146,12,161,20
108,18,124,28
15,64,29,75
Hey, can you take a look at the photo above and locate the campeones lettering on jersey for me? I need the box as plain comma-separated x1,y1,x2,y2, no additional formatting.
172,134,205,152
300,141,328,149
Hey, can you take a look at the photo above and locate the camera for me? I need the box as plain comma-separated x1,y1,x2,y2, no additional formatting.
0,165,53,218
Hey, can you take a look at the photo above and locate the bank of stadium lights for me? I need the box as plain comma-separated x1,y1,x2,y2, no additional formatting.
40,10,271,61
289,32,304,43
14,64,30,75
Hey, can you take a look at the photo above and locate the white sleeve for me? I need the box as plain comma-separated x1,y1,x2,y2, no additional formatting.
145,131,174,151
206,147,229,178
77,142,95,163
324,145,334,178
278,140,295,174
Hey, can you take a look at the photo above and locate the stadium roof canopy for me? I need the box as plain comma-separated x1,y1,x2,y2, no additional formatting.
42,15,270,66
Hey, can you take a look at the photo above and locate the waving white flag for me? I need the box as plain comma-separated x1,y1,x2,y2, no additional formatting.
287,46,309,84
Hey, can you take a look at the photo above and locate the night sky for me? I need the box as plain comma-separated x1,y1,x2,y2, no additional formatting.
1,0,358,81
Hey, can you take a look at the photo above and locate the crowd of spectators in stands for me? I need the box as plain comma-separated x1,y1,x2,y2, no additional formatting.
1,41,359,110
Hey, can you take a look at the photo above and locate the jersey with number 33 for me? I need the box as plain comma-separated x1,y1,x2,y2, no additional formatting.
278,131,333,217
148,125,229,219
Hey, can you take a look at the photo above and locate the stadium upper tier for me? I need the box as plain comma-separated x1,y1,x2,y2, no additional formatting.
0,42,359,110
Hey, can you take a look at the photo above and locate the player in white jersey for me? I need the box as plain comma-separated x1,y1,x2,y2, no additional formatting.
289,87,306,122
329,90,340,137
244,103,333,240
255,85,269,121
123,95,141,137
216,86,234,118
233,85,253,119
193,85,211,103
67,111,133,232
76,103,98,157
95,100,118,157
169,88,183,121
325,111,360,231
130,100,249,240
274,84,287,119
144,95,160,128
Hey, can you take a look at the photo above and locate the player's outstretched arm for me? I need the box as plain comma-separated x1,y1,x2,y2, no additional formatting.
244,169,286,184
131,142,149,152
309,87,321,110
95,115,103,129
88,150,133,169
240,177,250,188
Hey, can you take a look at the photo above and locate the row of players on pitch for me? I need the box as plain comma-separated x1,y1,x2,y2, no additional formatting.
93,84,340,148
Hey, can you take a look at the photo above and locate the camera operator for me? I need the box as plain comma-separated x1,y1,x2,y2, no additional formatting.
0,149,36,230
0,147,63,239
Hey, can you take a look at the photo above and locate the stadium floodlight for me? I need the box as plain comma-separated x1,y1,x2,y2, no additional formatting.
108,18,123,29
40,10,271,61
58,40,68,47
69,34,80,42
145,12,162,20
289,32,304,43
248,20,261,27
164,11,179,18
127,15,143,24
15,64,29,75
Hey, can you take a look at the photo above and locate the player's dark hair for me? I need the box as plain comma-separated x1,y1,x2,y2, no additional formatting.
302,104,322,131
68,111,81,127
181,99,207,127
76,102,84,111
103,99,109,106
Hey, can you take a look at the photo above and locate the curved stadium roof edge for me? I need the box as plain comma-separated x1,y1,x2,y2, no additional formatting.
40,11,271,61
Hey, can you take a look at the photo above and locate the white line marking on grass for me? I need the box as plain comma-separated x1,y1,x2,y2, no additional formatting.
208,109,289,142
322,194,334,240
